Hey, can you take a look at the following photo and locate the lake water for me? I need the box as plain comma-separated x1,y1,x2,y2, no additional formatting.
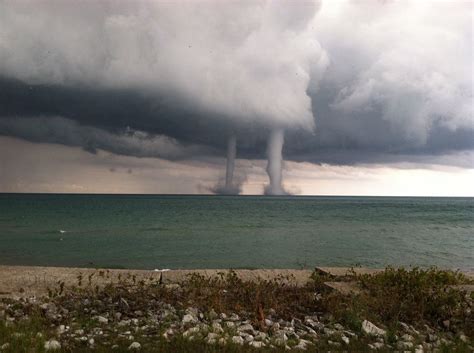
0,194,472,270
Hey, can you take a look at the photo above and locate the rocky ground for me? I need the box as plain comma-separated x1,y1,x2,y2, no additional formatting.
0,268,472,352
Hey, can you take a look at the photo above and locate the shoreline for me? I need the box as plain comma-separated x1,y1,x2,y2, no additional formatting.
1,265,473,298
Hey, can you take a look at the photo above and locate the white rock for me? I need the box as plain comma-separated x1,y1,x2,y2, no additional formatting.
182,314,198,324
218,337,227,345
274,338,287,346
183,327,200,338
1,343,10,350
97,316,108,324
118,320,131,327
415,344,424,353
244,335,254,343
362,320,386,337
341,335,350,344
206,333,219,340
44,340,61,351
372,342,384,349
399,322,410,331
229,313,240,321
294,343,307,350
212,322,224,333
232,336,244,345
163,328,174,340
88,338,95,346
323,328,335,336
238,324,254,333
128,342,141,350
397,341,414,350
250,341,265,348
275,331,288,340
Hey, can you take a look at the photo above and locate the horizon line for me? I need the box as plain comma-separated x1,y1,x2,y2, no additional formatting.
0,192,472,198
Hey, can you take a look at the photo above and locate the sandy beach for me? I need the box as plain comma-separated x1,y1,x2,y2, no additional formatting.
1,265,472,298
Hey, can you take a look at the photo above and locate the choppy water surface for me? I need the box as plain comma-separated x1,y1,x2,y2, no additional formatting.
0,194,472,270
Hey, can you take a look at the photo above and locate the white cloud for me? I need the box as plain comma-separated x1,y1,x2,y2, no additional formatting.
314,0,473,148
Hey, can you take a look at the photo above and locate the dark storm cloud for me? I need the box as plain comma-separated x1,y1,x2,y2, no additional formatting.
0,0,472,167
0,113,213,160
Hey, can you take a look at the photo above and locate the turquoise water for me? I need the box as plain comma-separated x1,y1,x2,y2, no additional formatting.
0,194,472,270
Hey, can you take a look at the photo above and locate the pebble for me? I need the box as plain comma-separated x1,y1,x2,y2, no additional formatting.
250,341,265,348
232,336,244,345
397,341,414,350
362,320,386,337
415,344,424,353
372,342,384,349
128,341,141,350
97,315,108,324
212,322,224,333
183,327,200,338
44,339,61,351
238,323,254,332
182,314,197,324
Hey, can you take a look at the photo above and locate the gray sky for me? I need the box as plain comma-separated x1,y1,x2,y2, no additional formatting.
0,0,472,195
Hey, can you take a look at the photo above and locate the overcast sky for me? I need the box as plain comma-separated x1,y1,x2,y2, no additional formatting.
0,0,472,196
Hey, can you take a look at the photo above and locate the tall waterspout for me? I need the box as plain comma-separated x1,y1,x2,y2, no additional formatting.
225,135,237,190
265,129,285,195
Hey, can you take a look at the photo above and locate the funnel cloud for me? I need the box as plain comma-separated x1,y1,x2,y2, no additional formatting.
0,0,472,195
224,135,238,194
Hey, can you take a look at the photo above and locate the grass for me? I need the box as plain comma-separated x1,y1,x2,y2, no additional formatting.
355,267,473,334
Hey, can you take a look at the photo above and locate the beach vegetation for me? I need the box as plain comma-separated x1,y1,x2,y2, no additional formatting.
0,267,472,352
